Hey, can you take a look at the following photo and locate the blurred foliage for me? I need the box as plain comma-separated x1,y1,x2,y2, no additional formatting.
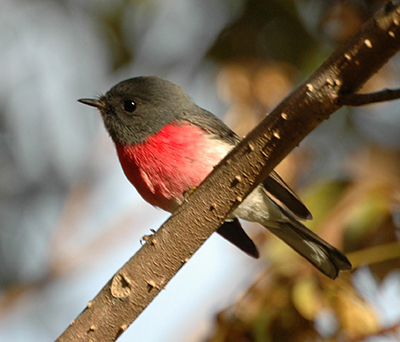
207,0,319,67
206,272,385,342
94,0,134,70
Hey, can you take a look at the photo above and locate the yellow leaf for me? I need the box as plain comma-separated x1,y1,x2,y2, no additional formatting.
292,277,321,320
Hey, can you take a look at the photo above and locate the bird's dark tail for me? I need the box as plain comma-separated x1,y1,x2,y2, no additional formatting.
265,220,352,279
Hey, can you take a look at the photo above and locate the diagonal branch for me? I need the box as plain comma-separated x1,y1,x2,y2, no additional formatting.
56,2,400,341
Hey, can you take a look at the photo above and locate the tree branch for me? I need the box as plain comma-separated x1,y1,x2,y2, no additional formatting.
56,2,400,341
340,88,400,106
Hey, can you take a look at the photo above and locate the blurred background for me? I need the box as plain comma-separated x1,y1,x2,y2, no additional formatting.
1,0,400,341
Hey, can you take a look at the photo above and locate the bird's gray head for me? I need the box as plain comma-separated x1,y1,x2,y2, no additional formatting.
79,76,196,145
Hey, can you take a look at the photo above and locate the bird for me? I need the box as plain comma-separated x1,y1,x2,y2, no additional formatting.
78,76,352,279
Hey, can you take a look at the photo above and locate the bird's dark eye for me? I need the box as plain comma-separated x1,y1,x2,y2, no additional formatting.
123,100,136,113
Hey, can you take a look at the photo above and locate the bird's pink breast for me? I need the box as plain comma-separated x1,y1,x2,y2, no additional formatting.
115,122,228,212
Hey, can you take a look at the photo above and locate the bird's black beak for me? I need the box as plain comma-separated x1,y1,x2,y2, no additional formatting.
78,98,105,110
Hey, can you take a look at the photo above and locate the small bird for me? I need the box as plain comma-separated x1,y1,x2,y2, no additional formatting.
79,76,352,279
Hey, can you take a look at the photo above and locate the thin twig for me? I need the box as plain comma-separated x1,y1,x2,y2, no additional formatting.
340,88,400,106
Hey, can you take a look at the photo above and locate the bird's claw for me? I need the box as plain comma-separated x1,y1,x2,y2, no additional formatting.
183,186,197,201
